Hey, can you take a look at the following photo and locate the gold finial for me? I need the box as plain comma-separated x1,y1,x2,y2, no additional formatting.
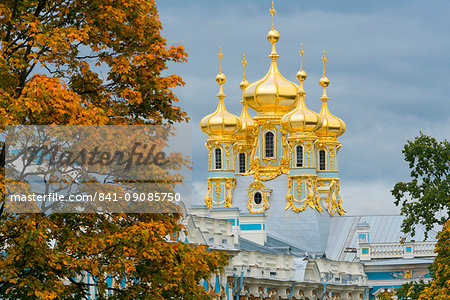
299,43,304,70
321,50,327,77
242,54,247,80
218,46,224,73
296,43,307,90
270,1,277,30
319,50,330,99
267,1,280,49
216,46,226,97
240,53,250,91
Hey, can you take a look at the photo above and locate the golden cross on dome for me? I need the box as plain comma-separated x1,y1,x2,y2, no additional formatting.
218,46,224,73
299,43,304,70
241,53,247,80
270,1,277,30
321,50,327,76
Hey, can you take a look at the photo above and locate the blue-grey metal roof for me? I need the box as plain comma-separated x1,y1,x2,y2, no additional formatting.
325,215,440,261
233,174,331,255
239,237,281,254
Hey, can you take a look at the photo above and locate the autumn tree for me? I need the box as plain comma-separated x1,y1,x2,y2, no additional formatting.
391,134,449,300
419,220,450,300
0,0,227,299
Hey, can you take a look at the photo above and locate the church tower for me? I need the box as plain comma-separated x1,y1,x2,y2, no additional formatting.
281,45,323,213
242,2,297,182
315,52,346,215
233,55,256,177
200,48,241,209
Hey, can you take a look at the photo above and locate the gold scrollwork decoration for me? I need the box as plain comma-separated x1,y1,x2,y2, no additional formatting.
204,177,236,209
204,180,212,209
247,179,272,213
250,157,288,181
320,178,345,215
285,176,322,213
261,121,277,132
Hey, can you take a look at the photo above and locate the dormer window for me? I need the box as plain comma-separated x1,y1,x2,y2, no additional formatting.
319,149,326,170
214,148,222,169
296,145,303,167
265,132,274,158
239,152,246,173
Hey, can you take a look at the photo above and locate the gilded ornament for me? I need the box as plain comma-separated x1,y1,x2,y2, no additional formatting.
204,180,212,209
214,181,222,205
285,176,322,213
247,180,272,213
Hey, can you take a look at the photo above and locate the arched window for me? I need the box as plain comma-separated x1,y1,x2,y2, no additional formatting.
214,148,222,169
319,149,326,171
254,192,262,205
239,152,246,173
265,132,274,158
296,145,303,167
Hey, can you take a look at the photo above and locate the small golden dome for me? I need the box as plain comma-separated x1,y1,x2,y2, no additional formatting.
316,52,345,138
315,100,345,138
235,100,256,140
281,96,322,133
200,99,242,136
200,47,241,137
281,44,322,133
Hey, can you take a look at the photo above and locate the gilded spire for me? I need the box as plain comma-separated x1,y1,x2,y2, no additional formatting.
236,54,255,140
240,53,250,91
316,52,346,138
270,1,277,30
267,1,280,60
319,50,330,100
296,43,307,94
243,1,298,118
216,46,226,98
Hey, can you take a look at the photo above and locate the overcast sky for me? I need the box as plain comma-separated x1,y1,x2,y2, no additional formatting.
157,0,450,215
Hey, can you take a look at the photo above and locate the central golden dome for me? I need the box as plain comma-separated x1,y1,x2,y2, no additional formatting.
243,11,298,118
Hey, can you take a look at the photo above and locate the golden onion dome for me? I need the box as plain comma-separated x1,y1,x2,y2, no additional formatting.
315,51,346,138
235,100,256,139
200,47,241,137
243,2,298,118
281,44,322,133
235,54,256,140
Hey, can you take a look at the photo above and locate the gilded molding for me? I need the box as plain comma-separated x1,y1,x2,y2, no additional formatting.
285,176,322,213
318,178,345,215
249,158,289,181
204,177,236,209
247,180,272,213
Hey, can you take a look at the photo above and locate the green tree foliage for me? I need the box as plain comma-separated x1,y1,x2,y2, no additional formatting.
392,134,449,300
391,133,449,238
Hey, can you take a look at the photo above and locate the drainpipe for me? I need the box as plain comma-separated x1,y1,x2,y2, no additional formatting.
231,273,238,299
320,282,327,300
362,287,369,300
287,282,295,299
235,269,244,300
